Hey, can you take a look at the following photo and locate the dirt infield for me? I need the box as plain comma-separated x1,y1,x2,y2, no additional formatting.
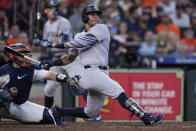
1,121,196,131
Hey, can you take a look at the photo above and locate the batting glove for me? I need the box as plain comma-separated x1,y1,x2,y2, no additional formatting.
33,33,54,48
33,33,41,46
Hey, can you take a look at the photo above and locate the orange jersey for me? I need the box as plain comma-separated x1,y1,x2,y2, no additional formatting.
181,38,196,46
156,23,181,38
6,38,31,48
141,0,162,10
6,38,16,45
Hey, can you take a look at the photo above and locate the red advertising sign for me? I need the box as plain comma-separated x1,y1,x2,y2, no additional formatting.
77,70,183,121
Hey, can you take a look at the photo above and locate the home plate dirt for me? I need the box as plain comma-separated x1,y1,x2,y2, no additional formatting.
0,121,196,131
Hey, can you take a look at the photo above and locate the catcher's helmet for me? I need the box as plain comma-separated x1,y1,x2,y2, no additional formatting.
82,5,102,23
45,0,59,9
8,43,31,67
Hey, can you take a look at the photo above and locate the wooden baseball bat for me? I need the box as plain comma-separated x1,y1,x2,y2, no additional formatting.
4,46,41,65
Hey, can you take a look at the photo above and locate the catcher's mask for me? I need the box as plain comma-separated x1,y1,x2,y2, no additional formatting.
8,43,31,67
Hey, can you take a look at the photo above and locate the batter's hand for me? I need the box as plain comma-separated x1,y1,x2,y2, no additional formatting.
66,77,86,96
39,60,52,70
33,33,41,46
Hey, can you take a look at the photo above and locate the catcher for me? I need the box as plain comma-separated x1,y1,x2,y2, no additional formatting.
0,43,80,125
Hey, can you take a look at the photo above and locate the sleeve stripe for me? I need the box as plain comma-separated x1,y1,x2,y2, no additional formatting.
80,37,96,42
69,40,85,48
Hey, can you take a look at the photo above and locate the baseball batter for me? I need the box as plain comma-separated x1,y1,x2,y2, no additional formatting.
40,5,164,125
34,0,80,108
0,43,80,125
35,0,102,121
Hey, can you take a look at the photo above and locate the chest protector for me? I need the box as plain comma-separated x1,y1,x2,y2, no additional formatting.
0,63,34,104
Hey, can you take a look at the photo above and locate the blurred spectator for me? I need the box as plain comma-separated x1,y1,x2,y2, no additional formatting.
57,0,69,18
138,30,157,56
156,31,168,55
0,0,13,9
68,0,80,6
102,5,114,24
142,6,152,18
184,3,194,16
152,5,164,26
114,44,129,68
176,0,190,5
118,0,132,12
124,6,139,33
0,10,9,38
108,11,121,33
108,28,118,68
97,0,106,10
138,31,157,67
17,31,31,48
133,11,156,40
7,24,20,45
166,32,179,54
157,0,176,17
0,38,8,66
181,27,196,52
171,41,193,57
131,0,143,11
113,21,133,44
141,0,162,11
108,24,128,68
69,2,85,35
170,3,190,28
128,31,141,42
110,0,124,19
156,13,181,38
190,13,196,37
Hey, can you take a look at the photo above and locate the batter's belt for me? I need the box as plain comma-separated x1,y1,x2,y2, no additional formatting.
84,65,108,70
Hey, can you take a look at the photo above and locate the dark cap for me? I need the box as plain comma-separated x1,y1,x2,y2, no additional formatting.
156,5,163,12
185,3,194,8
176,3,184,9
129,6,138,14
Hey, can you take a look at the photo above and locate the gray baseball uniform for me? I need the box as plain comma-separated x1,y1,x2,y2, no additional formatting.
68,24,124,117
43,16,80,97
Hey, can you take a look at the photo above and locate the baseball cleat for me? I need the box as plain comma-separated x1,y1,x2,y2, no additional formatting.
50,106,65,126
141,113,164,125
87,114,102,122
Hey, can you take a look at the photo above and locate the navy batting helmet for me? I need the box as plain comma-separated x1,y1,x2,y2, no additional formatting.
45,0,59,9
82,5,102,23
8,43,31,67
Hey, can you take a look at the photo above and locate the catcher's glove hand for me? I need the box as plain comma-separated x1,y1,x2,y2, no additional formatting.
66,77,86,96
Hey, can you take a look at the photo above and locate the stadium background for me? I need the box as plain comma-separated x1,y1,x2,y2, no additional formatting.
0,0,196,130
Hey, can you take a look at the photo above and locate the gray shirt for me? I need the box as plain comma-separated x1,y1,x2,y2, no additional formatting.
43,16,72,55
68,24,110,66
